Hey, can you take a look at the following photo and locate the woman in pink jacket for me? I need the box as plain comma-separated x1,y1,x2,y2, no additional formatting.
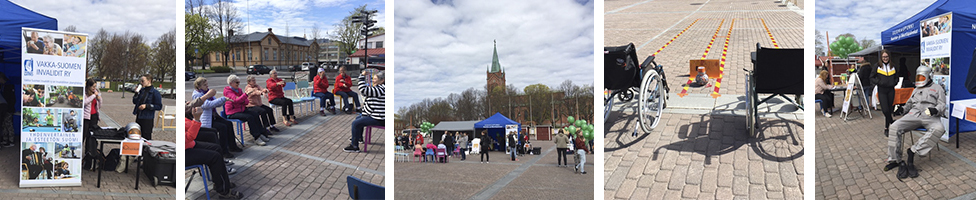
224,75,272,146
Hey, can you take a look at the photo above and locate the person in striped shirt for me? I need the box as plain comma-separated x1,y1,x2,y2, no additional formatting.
343,70,385,153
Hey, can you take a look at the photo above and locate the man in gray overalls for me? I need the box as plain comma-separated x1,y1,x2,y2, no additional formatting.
882,65,946,180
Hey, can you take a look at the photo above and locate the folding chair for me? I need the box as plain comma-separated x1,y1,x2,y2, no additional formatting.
185,165,211,200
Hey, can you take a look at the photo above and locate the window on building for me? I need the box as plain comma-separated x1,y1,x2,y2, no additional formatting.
248,49,252,61
215,53,221,61
264,49,268,60
273,49,277,60
237,50,241,61
376,41,383,48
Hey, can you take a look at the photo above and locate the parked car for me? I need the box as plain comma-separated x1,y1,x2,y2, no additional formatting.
247,65,272,75
185,71,196,81
301,62,312,71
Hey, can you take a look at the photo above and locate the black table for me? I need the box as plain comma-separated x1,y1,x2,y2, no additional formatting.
93,136,143,190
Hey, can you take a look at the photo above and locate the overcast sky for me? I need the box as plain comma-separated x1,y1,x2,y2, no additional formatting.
196,0,385,39
12,0,176,43
815,0,935,51
394,0,594,111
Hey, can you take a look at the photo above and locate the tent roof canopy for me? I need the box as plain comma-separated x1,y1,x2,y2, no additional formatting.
474,112,520,129
0,0,57,76
849,45,882,57
882,0,976,46
431,121,479,131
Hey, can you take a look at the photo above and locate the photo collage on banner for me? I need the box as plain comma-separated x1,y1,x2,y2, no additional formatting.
920,12,952,140
20,28,87,187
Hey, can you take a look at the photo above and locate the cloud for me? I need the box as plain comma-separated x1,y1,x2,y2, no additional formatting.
815,0,935,46
394,0,595,110
11,0,175,43
227,0,384,38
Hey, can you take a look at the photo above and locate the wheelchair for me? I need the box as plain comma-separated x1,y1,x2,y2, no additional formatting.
744,43,804,137
604,43,670,135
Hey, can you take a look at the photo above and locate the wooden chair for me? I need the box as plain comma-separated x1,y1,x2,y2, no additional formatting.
156,106,177,129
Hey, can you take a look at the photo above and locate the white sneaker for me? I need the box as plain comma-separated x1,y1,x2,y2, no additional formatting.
254,139,267,146
259,135,271,142
825,112,833,118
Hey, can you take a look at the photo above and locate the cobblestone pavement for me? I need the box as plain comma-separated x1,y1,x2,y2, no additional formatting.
605,112,803,199
815,99,976,199
605,0,802,97
185,112,384,199
395,141,594,199
0,90,176,199
604,0,804,199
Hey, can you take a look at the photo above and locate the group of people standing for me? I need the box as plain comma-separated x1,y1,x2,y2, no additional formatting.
554,129,589,174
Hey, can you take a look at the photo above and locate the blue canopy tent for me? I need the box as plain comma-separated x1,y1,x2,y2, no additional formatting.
474,113,520,151
0,0,57,132
881,0,976,136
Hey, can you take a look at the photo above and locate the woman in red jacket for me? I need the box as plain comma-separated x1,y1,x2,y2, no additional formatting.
266,70,295,125
311,68,336,116
333,66,360,114
186,107,243,199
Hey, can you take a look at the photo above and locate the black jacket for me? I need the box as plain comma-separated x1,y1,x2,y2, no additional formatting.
480,135,492,151
871,63,899,88
507,134,517,148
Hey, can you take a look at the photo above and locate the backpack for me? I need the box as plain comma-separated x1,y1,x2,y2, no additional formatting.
102,148,121,171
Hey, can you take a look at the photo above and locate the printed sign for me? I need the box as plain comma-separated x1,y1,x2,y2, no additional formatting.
20,28,87,187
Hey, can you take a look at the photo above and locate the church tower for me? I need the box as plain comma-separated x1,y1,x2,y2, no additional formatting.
486,40,506,92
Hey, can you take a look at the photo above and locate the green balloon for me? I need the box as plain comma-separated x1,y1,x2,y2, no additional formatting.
579,119,587,126
585,132,594,140
567,116,575,124
589,124,595,132
568,125,577,134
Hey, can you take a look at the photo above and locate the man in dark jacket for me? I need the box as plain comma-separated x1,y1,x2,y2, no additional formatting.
443,132,455,156
132,74,163,140
480,131,491,163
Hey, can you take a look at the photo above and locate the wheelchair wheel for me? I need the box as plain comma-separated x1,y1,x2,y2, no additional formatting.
638,70,665,133
617,88,635,102
745,73,757,137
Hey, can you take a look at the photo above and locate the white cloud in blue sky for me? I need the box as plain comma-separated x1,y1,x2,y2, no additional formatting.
11,0,176,43
394,0,595,111
815,0,935,48
224,0,385,38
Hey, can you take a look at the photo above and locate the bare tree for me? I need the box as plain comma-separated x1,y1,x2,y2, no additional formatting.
62,25,77,32
311,23,322,65
205,0,243,67
87,29,109,77
152,29,177,84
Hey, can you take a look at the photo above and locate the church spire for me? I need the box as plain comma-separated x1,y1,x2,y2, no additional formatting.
489,40,503,73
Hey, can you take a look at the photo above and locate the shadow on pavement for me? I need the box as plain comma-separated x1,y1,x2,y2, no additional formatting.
604,102,650,152
651,115,803,165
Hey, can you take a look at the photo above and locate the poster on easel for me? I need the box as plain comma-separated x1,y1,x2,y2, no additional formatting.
920,12,952,139
841,73,872,120
20,28,86,187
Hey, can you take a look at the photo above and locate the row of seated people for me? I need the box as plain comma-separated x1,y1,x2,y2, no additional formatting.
184,68,387,199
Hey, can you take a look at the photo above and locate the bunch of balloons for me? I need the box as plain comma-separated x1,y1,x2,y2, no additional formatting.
419,121,434,135
562,116,594,141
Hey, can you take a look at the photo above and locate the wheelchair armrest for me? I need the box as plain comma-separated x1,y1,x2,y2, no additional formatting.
750,52,757,64
640,56,656,69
